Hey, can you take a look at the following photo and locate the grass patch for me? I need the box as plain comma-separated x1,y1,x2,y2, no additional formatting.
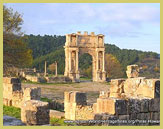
40,97,53,103
50,117,76,126
3,105,21,119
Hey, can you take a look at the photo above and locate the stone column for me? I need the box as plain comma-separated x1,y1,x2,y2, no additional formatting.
102,51,105,72
44,61,47,77
69,51,72,72
96,50,99,81
96,50,99,71
76,50,79,72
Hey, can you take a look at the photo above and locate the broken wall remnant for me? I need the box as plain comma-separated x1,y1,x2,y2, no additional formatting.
21,100,49,125
64,65,160,125
64,91,95,120
126,65,139,78
3,77,41,108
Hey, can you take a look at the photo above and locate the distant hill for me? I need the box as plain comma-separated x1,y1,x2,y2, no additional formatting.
25,34,160,78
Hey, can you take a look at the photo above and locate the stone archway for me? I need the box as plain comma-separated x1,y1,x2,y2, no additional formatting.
64,31,106,82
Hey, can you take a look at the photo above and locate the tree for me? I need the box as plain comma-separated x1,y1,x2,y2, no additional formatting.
105,54,124,79
3,5,33,75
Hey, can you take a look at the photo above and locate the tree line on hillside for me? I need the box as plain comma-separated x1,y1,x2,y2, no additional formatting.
3,5,159,79
25,34,159,78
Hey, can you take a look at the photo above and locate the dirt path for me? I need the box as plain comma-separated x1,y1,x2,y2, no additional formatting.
22,82,110,104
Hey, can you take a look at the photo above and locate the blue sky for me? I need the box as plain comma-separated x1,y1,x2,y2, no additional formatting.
5,3,160,53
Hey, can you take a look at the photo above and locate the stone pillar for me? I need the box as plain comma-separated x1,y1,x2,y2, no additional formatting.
21,100,49,125
64,91,87,120
44,61,47,77
75,50,80,81
96,50,99,81
55,61,58,76
69,51,72,73
102,51,105,72
76,50,79,72
23,87,41,102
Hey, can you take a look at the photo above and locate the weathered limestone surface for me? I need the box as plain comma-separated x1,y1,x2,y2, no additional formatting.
64,31,106,82
126,65,139,78
25,75,47,83
75,105,95,120
3,77,41,108
99,91,110,98
21,100,49,125
3,77,23,108
23,87,41,102
64,91,89,120
109,79,125,98
49,110,64,119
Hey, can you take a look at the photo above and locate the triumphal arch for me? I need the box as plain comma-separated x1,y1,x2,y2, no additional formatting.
64,31,106,82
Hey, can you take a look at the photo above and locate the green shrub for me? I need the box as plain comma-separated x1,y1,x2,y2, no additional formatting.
3,105,21,119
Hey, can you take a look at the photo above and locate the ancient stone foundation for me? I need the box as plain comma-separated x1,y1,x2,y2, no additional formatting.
3,77,41,108
64,65,160,125
21,100,49,125
64,91,95,120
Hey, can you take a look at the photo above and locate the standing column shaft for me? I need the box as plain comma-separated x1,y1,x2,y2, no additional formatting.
69,51,72,72
96,51,99,71
102,51,105,71
76,50,79,72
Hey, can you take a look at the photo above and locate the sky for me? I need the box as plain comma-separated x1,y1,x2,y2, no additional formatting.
5,3,160,53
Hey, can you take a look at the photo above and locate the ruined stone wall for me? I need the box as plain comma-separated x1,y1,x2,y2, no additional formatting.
3,77,41,108
64,65,160,125
94,98,160,125
75,105,94,120
64,91,91,120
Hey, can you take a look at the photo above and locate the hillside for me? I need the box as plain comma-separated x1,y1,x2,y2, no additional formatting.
25,34,160,78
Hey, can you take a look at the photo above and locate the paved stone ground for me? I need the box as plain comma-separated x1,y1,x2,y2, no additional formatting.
22,82,110,104
3,115,25,126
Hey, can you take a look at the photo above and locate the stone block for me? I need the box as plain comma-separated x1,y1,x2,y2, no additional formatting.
126,65,139,78
137,113,150,120
99,91,110,98
49,110,64,119
123,77,145,97
96,98,116,114
128,99,141,114
21,100,49,125
115,99,128,115
64,91,86,105
3,77,21,84
118,115,129,120
140,99,149,112
93,103,97,113
136,79,160,98
75,105,94,120
110,79,125,86
149,98,160,112
150,112,160,120
129,113,137,120
155,80,160,98
23,87,41,101
109,93,121,98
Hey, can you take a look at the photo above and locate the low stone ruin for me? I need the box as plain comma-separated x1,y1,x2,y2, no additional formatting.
126,64,139,78
3,77,41,108
3,77,64,125
3,64,160,126
21,100,49,125
64,65,160,125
